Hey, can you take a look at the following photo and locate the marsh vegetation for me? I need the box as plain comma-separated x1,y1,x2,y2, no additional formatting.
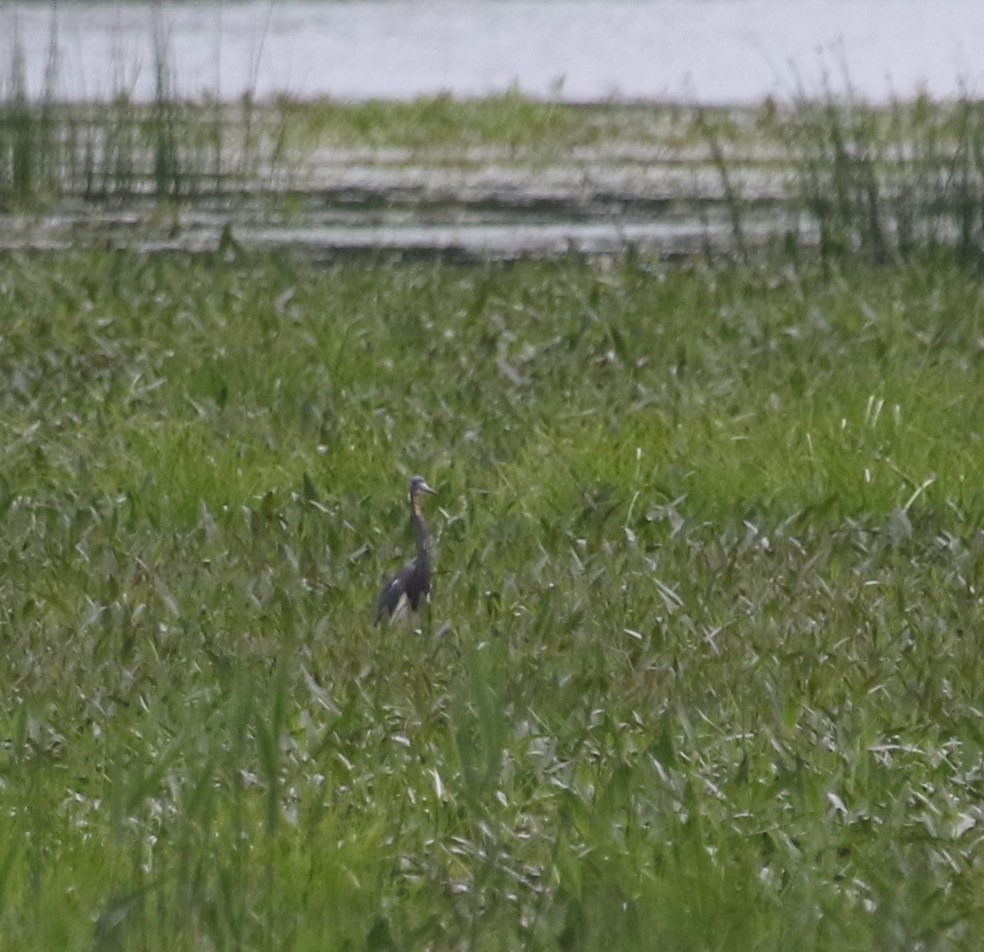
2,246,984,948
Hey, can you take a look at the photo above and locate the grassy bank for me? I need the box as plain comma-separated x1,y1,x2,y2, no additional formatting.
1,248,984,948
7,88,984,269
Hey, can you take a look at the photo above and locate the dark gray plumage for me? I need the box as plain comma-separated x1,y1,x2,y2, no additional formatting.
376,476,437,623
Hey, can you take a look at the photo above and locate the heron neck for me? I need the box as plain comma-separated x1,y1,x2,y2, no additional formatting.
412,499,432,560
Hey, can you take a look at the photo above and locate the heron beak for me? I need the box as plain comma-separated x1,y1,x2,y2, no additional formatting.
420,481,438,495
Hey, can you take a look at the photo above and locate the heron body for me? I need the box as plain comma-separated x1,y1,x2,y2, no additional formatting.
376,476,437,623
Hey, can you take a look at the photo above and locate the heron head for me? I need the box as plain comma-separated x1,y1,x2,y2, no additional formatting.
408,475,437,499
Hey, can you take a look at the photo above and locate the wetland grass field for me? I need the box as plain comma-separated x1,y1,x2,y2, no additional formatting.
3,92,984,950
3,249,984,950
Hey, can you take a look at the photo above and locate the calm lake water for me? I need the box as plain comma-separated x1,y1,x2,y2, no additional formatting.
3,0,983,105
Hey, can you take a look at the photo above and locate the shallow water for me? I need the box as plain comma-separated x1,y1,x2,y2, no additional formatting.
0,163,795,263
3,0,983,106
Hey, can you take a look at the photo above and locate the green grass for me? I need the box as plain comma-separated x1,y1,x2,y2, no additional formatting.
283,91,604,152
1,248,984,949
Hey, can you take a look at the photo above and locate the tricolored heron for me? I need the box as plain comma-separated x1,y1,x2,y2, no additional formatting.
376,475,437,623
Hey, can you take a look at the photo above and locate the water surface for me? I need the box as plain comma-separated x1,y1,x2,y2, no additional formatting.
3,0,982,105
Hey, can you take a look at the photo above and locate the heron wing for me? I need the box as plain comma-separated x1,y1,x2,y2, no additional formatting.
376,565,413,622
